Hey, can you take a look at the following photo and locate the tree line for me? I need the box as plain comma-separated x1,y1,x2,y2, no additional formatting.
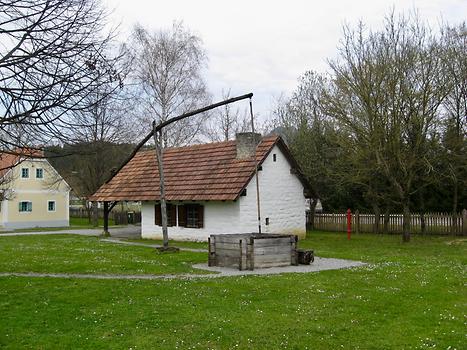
272,12,466,241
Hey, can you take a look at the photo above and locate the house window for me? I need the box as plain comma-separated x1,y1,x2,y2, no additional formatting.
179,204,204,229
36,168,44,179
186,206,198,227
21,168,29,178
19,201,32,212
48,201,56,212
273,154,277,162
154,203,176,227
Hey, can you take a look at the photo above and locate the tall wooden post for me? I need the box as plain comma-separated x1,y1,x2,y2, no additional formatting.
153,124,169,248
103,201,110,237
249,98,262,234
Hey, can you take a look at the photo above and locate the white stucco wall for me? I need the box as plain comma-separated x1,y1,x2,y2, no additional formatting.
141,144,307,241
238,145,307,237
141,200,240,241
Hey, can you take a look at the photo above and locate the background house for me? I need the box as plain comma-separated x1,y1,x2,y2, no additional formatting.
0,149,70,229
91,133,313,240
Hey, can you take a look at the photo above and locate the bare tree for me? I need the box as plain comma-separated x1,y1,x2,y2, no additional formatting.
203,89,251,142
0,0,122,152
439,23,467,215
130,22,211,147
323,12,447,242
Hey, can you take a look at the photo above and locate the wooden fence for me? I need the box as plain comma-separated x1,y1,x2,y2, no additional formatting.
70,208,141,225
307,209,467,235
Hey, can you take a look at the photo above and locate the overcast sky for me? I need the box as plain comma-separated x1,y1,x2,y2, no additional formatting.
104,0,466,119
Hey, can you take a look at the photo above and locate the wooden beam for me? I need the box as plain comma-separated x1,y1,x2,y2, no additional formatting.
103,201,110,237
102,93,254,186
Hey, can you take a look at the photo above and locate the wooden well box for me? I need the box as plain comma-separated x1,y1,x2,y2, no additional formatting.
208,233,298,270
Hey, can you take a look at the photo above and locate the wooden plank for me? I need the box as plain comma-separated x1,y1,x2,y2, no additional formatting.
216,256,240,268
253,246,292,255
216,249,241,258
253,237,293,247
214,242,241,250
213,235,248,243
254,254,291,265
255,261,291,268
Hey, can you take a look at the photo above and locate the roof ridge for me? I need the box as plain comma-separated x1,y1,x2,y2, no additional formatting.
136,135,279,154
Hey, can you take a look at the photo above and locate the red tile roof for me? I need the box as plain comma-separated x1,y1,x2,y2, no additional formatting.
0,148,44,177
90,135,291,202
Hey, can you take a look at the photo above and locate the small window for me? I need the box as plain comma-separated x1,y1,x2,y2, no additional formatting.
273,154,277,162
19,201,32,212
181,204,204,228
36,168,44,179
265,217,270,226
21,168,29,178
186,206,198,228
48,201,56,212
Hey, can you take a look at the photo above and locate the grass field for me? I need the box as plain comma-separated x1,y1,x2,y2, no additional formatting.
0,232,465,349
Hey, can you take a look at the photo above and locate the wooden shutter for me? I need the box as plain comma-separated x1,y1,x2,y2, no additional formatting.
197,205,204,228
178,205,187,227
168,204,177,227
156,203,177,226
154,204,161,226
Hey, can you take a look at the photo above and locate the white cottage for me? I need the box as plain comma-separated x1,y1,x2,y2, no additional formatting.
91,133,313,240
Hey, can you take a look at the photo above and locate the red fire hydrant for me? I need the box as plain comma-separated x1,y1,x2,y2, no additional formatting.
347,208,352,240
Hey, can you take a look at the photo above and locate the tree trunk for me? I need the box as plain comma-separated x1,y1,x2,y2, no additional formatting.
420,212,426,235
402,202,411,242
452,181,458,215
452,182,458,233
383,209,390,234
153,128,169,248
371,203,381,234
308,198,318,230
91,201,98,227
419,190,426,235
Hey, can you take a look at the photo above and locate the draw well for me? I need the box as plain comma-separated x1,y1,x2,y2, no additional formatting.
208,233,299,270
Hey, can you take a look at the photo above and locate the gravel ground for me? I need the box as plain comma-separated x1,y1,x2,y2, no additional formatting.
0,258,366,281
192,257,367,276
0,225,141,239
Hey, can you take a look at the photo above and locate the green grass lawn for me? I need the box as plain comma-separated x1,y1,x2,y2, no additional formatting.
69,217,118,228
125,238,208,250
0,232,465,349
0,235,206,275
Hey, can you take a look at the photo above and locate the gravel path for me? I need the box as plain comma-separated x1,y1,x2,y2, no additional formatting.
0,272,211,280
0,257,366,281
192,257,367,276
0,225,142,239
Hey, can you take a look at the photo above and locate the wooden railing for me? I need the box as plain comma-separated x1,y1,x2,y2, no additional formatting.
307,209,467,235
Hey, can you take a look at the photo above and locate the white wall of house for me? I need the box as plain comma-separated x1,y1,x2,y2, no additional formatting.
141,200,240,241
141,144,307,241
238,145,307,237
